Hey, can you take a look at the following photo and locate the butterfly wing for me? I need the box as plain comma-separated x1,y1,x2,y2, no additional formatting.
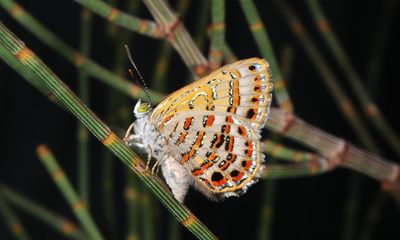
151,58,273,197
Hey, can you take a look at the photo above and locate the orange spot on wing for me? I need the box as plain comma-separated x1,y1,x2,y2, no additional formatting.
193,132,205,147
159,115,174,131
226,116,234,123
227,153,237,164
206,115,215,127
254,84,262,93
231,170,244,182
232,80,239,95
245,141,254,157
176,132,188,145
192,160,214,176
226,136,234,152
183,117,194,130
207,152,219,162
212,176,227,187
231,70,241,79
189,148,197,158
222,125,230,134
181,153,189,163
242,160,252,171
251,96,260,105
233,96,240,106
218,160,230,171
238,126,247,136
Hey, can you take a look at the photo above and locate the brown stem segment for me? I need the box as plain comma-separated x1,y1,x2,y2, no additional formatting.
267,108,400,182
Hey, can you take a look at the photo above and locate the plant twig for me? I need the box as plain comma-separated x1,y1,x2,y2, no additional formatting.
306,0,400,157
279,44,294,87
0,0,164,103
142,0,208,77
0,21,218,240
77,7,92,209
273,0,379,152
267,108,399,183
0,194,31,240
0,184,86,240
208,0,225,70
239,0,293,112
76,0,163,38
36,145,104,240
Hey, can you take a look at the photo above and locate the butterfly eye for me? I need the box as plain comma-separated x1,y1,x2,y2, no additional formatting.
138,103,149,113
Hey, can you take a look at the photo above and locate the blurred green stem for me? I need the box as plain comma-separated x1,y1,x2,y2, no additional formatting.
0,184,86,240
0,21,218,240
239,0,293,112
0,195,31,240
77,7,92,209
306,0,400,157
37,145,104,240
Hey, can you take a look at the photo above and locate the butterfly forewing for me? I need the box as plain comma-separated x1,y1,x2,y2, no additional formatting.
151,58,273,197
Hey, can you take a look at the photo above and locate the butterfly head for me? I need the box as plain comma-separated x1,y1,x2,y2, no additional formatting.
134,98,151,118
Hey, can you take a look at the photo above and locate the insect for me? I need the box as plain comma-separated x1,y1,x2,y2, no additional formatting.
124,58,273,202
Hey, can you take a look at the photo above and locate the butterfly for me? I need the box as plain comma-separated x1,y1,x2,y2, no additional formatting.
125,58,273,202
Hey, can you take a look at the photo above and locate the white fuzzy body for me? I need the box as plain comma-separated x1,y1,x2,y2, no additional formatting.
131,113,192,202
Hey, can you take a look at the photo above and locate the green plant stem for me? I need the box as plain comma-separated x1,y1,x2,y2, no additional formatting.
239,0,293,112
257,179,275,240
264,140,317,162
0,195,31,240
1,24,398,187
279,44,294,87
36,145,104,240
142,190,155,240
125,173,140,240
0,0,164,103
273,0,378,152
193,0,211,51
0,184,86,240
101,151,117,238
358,1,398,239
99,0,142,237
0,45,60,106
342,174,362,240
262,158,332,179
142,0,208,77
302,2,397,238
76,0,163,38
0,21,218,240
222,42,238,63
108,2,143,238
77,7,92,209
168,214,181,240
208,0,225,69
267,108,398,182
152,0,192,91
366,0,397,95
306,0,400,157
150,1,193,238
359,193,388,240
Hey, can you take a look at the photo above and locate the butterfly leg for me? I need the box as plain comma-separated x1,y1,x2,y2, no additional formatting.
123,123,136,144
151,160,160,175
151,157,166,175
145,145,153,171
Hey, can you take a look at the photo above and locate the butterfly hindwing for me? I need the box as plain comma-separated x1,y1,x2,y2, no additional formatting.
151,58,272,198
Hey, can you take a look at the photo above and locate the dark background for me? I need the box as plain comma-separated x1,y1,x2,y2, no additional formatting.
1,0,399,239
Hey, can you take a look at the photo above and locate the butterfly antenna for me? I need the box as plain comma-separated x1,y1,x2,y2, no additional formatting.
124,44,153,105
